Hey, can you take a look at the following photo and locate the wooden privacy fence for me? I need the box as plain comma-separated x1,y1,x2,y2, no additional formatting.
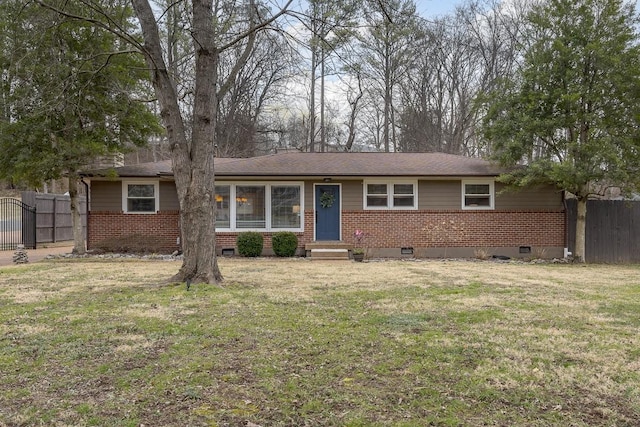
566,199,640,263
21,192,86,244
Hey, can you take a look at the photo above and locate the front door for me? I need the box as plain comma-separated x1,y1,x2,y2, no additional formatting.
315,184,341,241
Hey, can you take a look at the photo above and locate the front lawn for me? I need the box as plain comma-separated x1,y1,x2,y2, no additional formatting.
0,258,638,426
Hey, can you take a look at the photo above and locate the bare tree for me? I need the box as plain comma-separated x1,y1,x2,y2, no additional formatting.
344,69,364,151
130,0,292,283
357,0,422,152
397,0,527,155
292,0,356,152
216,29,297,157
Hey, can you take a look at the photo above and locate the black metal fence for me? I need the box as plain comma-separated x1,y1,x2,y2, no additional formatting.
566,199,640,263
0,198,36,250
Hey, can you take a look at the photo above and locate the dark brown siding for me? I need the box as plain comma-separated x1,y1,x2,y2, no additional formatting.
159,181,179,210
419,180,459,209
304,180,363,210
92,179,563,214
304,182,315,208
91,180,178,212
91,181,121,212
418,181,562,211
341,181,363,210
495,183,563,210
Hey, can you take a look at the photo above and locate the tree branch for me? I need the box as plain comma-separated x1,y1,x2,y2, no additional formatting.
218,0,294,52
35,0,145,53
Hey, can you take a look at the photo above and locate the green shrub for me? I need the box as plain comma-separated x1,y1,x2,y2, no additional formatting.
272,232,298,257
237,232,263,257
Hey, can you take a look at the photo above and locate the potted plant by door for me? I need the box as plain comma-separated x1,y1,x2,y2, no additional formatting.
352,247,365,262
352,229,366,262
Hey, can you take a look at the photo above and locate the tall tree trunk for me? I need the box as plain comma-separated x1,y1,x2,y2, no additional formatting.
320,45,325,152
68,173,85,254
133,0,222,284
174,0,222,284
574,196,587,263
309,46,317,152
345,73,363,151
383,23,391,152
132,0,289,283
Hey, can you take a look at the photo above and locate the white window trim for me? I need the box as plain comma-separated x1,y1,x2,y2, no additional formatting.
122,180,159,214
363,179,418,210
215,181,304,232
461,179,495,210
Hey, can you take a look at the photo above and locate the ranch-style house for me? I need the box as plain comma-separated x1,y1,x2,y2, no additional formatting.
81,152,566,259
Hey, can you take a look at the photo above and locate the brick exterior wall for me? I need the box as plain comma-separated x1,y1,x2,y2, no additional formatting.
88,211,180,253
89,209,565,255
340,210,565,248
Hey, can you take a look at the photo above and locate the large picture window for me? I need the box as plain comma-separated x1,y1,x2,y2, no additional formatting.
123,181,158,213
214,182,303,231
462,180,494,209
364,181,416,210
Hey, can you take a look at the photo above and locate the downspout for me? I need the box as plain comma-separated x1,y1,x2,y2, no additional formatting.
562,191,572,259
81,178,90,251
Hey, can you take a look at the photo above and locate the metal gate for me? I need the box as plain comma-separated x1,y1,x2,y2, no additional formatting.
0,198,36,250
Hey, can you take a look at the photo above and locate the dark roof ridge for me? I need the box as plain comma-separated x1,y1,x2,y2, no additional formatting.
83,151,506,178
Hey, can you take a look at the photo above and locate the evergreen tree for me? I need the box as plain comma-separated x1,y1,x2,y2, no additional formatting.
480,0,640,261
0,0,160,253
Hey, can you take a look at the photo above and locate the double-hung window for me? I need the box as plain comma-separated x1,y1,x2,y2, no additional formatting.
462,180,494,209
214,182,303,231
123,181,159,213
366,183,388,207
364,181,417,209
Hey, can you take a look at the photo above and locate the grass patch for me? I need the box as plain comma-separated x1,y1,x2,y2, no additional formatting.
0,259,639,426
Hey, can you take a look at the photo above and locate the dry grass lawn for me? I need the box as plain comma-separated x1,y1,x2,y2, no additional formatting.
0,258,639,426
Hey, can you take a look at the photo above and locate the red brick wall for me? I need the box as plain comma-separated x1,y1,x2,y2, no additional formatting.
88,211,180,253
89,209,565,254
340,210,565,248
222,209,564,249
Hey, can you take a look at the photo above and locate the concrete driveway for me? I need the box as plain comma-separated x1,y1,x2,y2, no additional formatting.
0,244,74,267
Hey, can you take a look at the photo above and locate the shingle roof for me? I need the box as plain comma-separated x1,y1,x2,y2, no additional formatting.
83,152,507,178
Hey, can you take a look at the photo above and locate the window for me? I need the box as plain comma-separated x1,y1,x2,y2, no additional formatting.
393,184,415,207
366,184,388,207
215,185,230,228
271,185,301,229
236,185,266,229
365,181,416,209
214,182,303,231
123,182,158,213
462,180,494,209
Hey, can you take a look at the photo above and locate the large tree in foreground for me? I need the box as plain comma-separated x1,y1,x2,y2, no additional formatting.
131,0,291,283
480,0,640,262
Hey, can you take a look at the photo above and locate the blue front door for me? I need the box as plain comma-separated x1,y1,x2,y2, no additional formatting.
315,184,340,240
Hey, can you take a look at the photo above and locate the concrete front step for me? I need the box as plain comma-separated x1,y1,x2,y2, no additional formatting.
305,242,353,260
310,249,350,260
305,241,353,251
